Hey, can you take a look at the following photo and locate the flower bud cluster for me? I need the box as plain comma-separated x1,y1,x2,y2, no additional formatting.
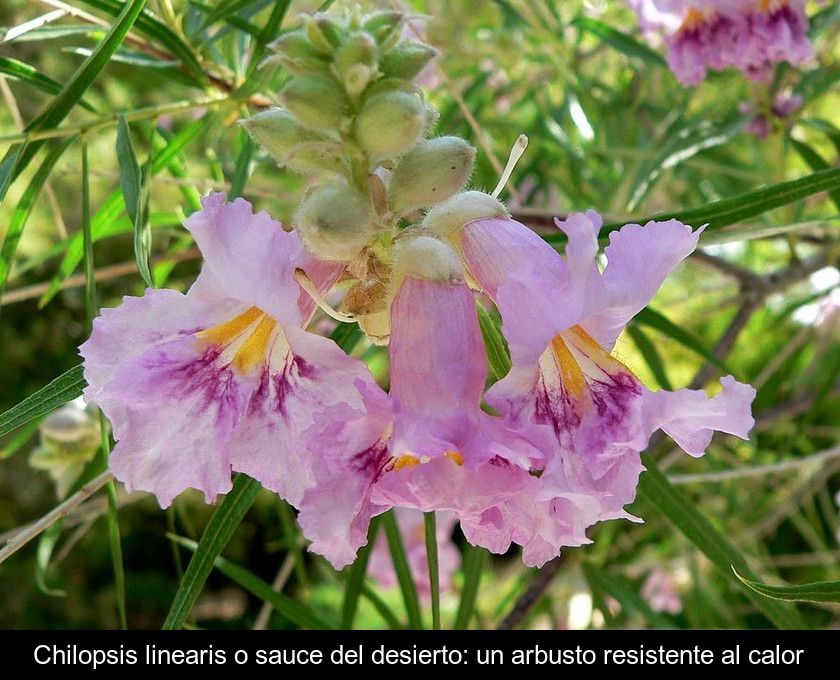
241,8,507,343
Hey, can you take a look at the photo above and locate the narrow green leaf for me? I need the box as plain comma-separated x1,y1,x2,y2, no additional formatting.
789,137,840,212
542,167,840,247
35,523,67,598
424,512,441,630
0,137,76,303
0,0,147,199
1,24,103,43
81,138,96,321
248,0,291,76
0,366,86,438
798,118,840,156
733,568,840,604
582,562,674,628
0,417,41,459
40,119,204,306
77,0,206,83
476,304,511,380
382,510,423,629
163,475,262,630
360,582,403,629
573,16,666,66
229,130,254,199
172,535,333,629
637,456,806,629
634,307,731,373
199,0,267,30
340,517,379,629
0,57,95,112
453,543,487,630
329,322,363,354
116,116,152,286
626,323,673,390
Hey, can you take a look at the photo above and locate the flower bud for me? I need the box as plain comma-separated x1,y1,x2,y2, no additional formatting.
284,140,351,178
267,30,330,75
295,184,375,261
239,108,324,162
393,234,464,284
381,41,438,80
355,91,426,161
305,13,345,53
332,31,378,97
280,76,348,133
422,190,509,237
424,102,440,135
362,10,405,49
388,136,476,214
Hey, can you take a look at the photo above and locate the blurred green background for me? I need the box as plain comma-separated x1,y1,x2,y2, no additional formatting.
0,0,838,629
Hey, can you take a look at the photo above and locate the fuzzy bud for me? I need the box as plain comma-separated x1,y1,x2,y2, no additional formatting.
295,184,375,261
362,10,405,49
267,31,329,75
381,41,438,80
393,234,464,284
355,91,425,161
332,31,378,96
388,136,476,214
239,108,324,162
280,76,348,133
305,14,344,53
284,140,351,178
422,190,509,237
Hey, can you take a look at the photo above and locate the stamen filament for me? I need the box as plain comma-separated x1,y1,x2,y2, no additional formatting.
492,134,529,199
293,268,357,324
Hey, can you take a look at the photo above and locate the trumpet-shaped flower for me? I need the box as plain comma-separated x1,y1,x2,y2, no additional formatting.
457,210,755,529
80,194,390,526
630,0,813,85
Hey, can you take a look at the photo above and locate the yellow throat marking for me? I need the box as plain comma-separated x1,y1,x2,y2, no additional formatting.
198,306,277,374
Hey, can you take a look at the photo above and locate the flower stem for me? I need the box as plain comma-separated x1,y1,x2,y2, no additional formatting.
424,511,441,630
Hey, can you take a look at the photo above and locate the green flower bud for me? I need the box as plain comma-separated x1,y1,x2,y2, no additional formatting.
239,108,325,162
421,190,510,237
355,91,425,161
295,184,375,261
266,30,329,75
280,76,348,133
381,41,438,80
388,136,476,214
393,234,463,284
332,31,378,96
305,13,344,53
362,10,405,49
424,102,440,135
285,140,352,178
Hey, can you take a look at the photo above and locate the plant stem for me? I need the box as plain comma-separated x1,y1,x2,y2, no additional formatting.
424,511,441,630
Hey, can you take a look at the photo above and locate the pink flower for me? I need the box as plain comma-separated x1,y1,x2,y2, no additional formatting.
80,194,391,567
368,508,460,600
629,0,814,86
455,210,755,536
641,567,683,614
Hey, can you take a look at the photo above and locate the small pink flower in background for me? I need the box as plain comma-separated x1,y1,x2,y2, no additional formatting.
641,567,683,614
740,92,803,138
629,0,814,86
368,508,460,600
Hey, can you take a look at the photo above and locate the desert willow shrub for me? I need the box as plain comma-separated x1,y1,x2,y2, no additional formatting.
80,8,755,569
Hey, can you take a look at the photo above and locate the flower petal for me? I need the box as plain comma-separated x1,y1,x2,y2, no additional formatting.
584,219,701,349
186,193,304,324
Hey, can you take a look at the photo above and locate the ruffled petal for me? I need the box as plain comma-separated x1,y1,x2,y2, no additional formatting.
638,375,755,457
228,326,391,506
583,219,701,349
186,193,305,324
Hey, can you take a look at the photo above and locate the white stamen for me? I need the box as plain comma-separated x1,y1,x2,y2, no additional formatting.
293,268,357,324
491,134,528,199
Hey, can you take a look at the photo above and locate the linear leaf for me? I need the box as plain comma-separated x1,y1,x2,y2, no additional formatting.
382,510,423,629
340,517,379,629
163,474,262,629
626,323,673,390
116,116,152,286
573,16,666,66
582,562,675,628
733,569,840,605
0,0,147,202
0,57,95,112
172,536,332,629
789,137,840,212
638,456,806,629
476,303,512,380
0,137,76,303
0,365,86,438
635,307,731,373
453,543,487,630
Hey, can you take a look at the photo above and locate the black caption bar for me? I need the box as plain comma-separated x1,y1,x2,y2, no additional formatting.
4,630,837,672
